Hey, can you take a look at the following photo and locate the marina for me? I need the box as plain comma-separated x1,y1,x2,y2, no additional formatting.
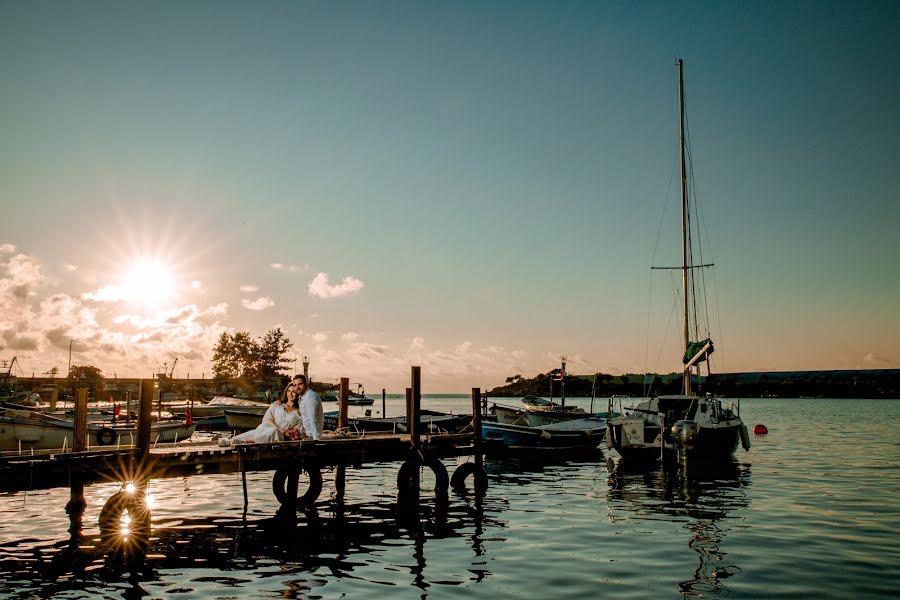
0,397,896,599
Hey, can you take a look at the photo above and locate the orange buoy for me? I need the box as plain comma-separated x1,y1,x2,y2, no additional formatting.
753,424,768,435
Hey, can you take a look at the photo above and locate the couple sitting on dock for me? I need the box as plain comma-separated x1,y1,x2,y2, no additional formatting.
226,375,324,445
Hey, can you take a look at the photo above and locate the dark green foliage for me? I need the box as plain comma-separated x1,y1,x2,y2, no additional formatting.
212,328,294,383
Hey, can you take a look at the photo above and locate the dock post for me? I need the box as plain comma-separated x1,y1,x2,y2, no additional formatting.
472,388,483,471
49,385,58,412
382,389,386,418
65,477,86,545
410,366,421,449
137,379,154,459
338,377,349,429
73,388,88,452
405,388,412,433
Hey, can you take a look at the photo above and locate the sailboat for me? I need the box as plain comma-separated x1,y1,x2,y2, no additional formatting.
606,59,751,464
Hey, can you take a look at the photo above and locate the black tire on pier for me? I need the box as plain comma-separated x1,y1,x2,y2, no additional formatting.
99,490,150,538
272,462,323,507
397,455,449,495
450,462,488,494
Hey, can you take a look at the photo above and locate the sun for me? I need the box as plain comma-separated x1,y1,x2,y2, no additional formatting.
118,259,177,310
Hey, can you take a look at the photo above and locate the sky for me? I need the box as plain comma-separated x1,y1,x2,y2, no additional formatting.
1,1,897,392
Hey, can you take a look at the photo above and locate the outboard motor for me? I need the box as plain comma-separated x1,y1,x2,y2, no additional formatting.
671,420,698,447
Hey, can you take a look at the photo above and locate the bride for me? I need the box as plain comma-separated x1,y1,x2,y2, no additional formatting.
229,381,302,445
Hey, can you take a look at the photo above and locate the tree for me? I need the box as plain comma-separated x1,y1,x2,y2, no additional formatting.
256,328,294,378
69,364,104,397
212,329,294,384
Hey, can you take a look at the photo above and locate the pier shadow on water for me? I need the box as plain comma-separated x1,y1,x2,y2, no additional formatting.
606,457,751,598
0,482,497,599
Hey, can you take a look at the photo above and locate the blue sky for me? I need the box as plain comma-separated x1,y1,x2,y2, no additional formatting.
1,1,897,391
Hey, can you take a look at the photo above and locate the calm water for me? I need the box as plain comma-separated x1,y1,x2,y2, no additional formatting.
1,397,898,599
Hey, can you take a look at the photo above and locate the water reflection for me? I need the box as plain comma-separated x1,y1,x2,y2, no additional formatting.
2,485,497,598
606,457,751,598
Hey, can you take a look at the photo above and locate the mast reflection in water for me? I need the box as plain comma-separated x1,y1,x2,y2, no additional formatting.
607,457,750,597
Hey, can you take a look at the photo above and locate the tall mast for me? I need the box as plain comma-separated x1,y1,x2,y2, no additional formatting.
678,58,691,396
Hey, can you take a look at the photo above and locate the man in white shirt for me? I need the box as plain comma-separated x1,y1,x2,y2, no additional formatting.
293,374,324,440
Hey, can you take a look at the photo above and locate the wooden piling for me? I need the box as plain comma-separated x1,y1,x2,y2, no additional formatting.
382,388,386,418
338,377,350,429
410,366,421,448
49,385,58,412
72,388,88,452
471,388,483,470
137,379,154,458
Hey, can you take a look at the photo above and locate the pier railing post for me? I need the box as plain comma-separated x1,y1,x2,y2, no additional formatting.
338,377,350,429
410,366,421,449
382,388,386,418
405,388,412,435
73,388,88,452
472,388,483,470
137,379,154,458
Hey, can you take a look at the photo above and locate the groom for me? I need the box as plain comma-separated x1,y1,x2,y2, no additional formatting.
293,374,324,440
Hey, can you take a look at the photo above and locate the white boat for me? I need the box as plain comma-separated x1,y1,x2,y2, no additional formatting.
168,395,271,418
606,60,749,464
0,408,196,452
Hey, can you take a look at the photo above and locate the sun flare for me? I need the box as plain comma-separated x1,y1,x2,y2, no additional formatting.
118,259,177,310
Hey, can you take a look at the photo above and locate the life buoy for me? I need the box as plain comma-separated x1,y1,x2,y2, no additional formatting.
397,455,449,495
450,462,488,494
96,427,118,446
272,462,323,507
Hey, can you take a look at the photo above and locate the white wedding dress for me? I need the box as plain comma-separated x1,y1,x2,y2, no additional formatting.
231,402,301,444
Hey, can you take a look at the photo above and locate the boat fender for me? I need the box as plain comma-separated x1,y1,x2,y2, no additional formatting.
272,462,324,507
753,424,768,435
538,430,552,441
96,427,118,446
397,455,449,496
450,462,488,494
739,423,751,450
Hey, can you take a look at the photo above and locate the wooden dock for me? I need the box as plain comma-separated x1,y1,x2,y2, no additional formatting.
1,368,489,532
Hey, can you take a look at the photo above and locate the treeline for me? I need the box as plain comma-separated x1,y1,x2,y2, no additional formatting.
487,369,900,399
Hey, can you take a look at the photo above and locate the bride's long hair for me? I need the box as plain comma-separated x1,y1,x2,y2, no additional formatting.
278,381,301,409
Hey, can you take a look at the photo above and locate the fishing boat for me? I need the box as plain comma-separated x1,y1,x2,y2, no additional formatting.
322,409,471,434
606,59,750,464
0,407,196,452
169,395,271,418
481,416,607,454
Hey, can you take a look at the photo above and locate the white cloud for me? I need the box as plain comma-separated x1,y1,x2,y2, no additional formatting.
863,352,889,365
341,332,359,342
82,285,127,303
410,336,425,350
242,297,275,311
0,244,15,254
308,272,365,299
270,263,310,272
312,331,330,343
239,284,259,293
64,263,78,272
